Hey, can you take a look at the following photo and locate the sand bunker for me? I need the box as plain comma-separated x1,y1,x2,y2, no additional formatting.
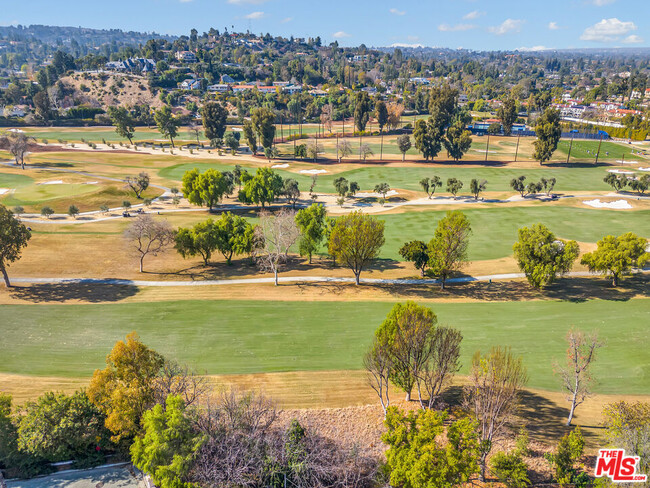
356,190,399,198
84,181,99,185
583,199,632,209
299,169,328,174
271,164,289,168
0,188,12,195
7,128,23,133
638,167,650,172
40,180,64,185
617,160,638,165
607,169,635,175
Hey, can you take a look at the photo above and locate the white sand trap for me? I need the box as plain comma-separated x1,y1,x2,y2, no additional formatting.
473,149,497,153
0,188,12,195
84,181,99,185
617,160,638,164
583,199,632,209
271,164,289,168
638,167,650,172
607,169,635,175
40,180,64,185
299,169,327,175
356,190,399,198
7,128,23,133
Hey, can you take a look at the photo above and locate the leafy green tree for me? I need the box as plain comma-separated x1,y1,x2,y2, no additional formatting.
497,97,518,136
40,206,54,219
428,210,471,289
445,124,472,161
629,174,650,194
348,181,360,197
251,107,276,151
175,219,219,265
419,176,442,199
490,451,530,488
282,178,301,208
397,134,412,161
108,106,136,144
469,179,487,200
446,178,463,199
328,211,385,284
533,108,561,164
0,204,31,287
545,427,587,486
604,173,628,192
382,407,480,488
376,100,388,132
428,84,458,129
201,101,228,146
510,176,527,197
181,169,229,210
333,176,349,197
354,92,371,131
295,203,326,264
238,167,284,208
513,224,580,289
413,119,443,161
224,132,240,155
540,177,557,196
399,240,430,277
374,182,390,200
213,212,255,265
131,395,204,488
581,232,650,286
154,105,180,148
18,391,110,464
68,205,79,219
242,119,258,155
126,172,150,199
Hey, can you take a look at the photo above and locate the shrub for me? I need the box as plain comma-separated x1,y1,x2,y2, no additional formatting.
490,451,530,488
545,427,588,486
12,206,24,215
40,206,54,218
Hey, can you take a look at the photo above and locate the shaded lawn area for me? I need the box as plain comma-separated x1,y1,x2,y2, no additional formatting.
1,298,648,394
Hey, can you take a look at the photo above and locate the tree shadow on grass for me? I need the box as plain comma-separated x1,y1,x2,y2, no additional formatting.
9,282,139,303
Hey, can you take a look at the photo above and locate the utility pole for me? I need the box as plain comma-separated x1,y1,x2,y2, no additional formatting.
595,134,603,164
514,133,521,162
566,133,574,164
380,132,384,161
336,133,339,162
485,133,490,162
359,133,362,162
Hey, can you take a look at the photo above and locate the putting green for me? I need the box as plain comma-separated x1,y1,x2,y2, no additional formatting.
3,182,99,207
0,298,647,394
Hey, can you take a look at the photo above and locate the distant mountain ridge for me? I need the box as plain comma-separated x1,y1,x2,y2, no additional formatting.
0,24,176,46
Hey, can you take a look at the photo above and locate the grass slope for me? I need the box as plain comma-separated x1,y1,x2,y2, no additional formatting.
1,298,647,394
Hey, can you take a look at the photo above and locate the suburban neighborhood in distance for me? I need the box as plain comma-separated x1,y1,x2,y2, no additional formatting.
0,1,649,487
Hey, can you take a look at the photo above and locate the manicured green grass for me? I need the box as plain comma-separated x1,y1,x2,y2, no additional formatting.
378,207,650,261
557,140,645,162
1,298,647,394
0,172,33,189
160,162,616,193
3,183,98,207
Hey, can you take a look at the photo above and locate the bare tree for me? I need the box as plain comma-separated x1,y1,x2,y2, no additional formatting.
364,338,393,416
416,327,462,409
253,209,300,285
188,120,202,145
125,172,150,199
464,346,528,481
124,215,173,272
154,360,209,408
0,132,32,169
554,328,604,426
320,103,333,133
338,139,353,162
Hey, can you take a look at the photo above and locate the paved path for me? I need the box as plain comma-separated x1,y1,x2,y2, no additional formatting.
9,268,649,287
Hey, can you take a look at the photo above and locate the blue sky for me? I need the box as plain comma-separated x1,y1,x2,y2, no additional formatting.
2,0,648,50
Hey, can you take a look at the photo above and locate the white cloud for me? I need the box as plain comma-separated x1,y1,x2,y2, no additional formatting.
580,18,636,42
463,10,484,20
390,8,406,16
517,45,550,51
548,22,560,30
228,0,267,4
488,19,524,35
0,20,19,26
244,11,265,19
390,43,424,48
281,17,293,23
622,34,644,44
588,0,616,5
333,31,351,39
438,23,476,32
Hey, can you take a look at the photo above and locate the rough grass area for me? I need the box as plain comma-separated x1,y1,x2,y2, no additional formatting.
1,298,647,394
